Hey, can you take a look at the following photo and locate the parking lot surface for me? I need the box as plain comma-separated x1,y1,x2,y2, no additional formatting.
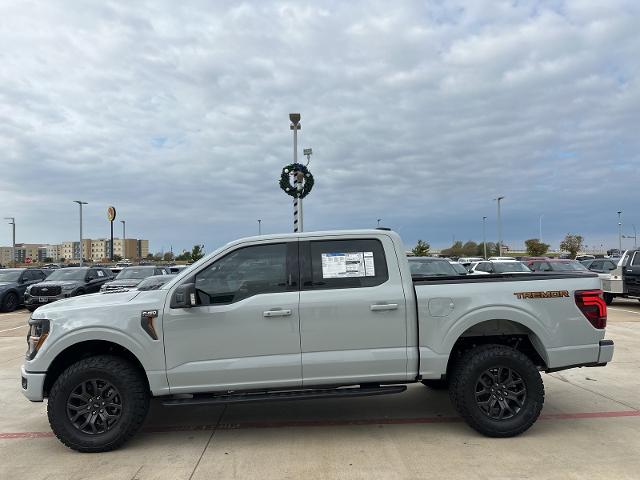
1,300,639,479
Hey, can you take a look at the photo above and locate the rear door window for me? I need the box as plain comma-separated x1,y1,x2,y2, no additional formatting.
302,238,388,290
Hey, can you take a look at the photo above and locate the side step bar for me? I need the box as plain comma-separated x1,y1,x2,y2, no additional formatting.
162,385,407,407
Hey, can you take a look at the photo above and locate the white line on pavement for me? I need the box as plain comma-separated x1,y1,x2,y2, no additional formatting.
0,325,28,333
609,308,640,316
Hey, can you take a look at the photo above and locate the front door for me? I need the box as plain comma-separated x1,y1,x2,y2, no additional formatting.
298,236,409,387
624,251,640,296
163,241,302,394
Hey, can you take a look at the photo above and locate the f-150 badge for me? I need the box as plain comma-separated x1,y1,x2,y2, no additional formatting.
514,290,569,299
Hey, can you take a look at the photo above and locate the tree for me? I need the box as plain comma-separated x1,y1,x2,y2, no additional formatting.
113,254,122,262
441,241,464,258
175,250,191,262
560,234,583,259
462,241,478,256
163,252,175,262
191,244,205,262
476,242,497,258
525,238,550,256
146,253,154,260
411,240,430,256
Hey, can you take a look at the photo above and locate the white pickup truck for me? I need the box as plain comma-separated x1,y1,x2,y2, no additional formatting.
21,229,614,452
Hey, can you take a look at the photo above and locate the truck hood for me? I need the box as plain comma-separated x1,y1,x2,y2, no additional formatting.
32,290,142,317
33,281,80,288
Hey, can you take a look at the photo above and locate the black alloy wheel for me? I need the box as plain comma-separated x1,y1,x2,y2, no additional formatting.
1,292,18,312
474,366,527,420
66,379,123,435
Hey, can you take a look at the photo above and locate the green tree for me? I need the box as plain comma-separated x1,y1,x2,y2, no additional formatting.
411,240,430,256
191,244,205,262
525,238,550,256
476,242,497,258
146,253,154,260
175,250,191,262
441,241,464,258
113,254,122,262
559,234,583,259
163,252,175,262
462,241,478,256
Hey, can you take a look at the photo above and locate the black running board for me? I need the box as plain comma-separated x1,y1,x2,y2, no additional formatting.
162,385,407,407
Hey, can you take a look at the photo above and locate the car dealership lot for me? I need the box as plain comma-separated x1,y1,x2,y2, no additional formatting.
0,303,639,479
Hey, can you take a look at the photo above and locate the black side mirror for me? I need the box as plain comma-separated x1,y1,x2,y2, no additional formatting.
170,283,197,308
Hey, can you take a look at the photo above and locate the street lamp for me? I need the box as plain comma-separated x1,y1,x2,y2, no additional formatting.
617,211,622,254
73,201,88,266
120,220,126,259
257,219,262,235
539,214,543,243
4,217,15,267
482,216,487,259
377,218,382,228
495,196,505,256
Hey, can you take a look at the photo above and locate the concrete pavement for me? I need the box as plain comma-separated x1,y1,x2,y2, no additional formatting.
0,300,639,479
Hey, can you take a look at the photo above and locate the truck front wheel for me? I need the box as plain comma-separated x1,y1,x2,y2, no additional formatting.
449,345,544,437
47,355,149,452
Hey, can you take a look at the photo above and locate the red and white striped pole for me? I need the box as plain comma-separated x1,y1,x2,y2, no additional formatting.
290,113,302,232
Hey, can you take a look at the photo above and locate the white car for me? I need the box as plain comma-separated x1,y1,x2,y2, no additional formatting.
488,256,515,261
469,260,532,275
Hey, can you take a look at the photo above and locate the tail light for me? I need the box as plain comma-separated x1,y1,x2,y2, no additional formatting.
575,289,607,329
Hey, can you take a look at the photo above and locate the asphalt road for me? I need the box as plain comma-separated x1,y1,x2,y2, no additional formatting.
0,299,638,479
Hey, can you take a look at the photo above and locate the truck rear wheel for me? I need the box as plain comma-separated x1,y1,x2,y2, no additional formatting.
603,293,614,305
47,355,149,452
449,345,544,437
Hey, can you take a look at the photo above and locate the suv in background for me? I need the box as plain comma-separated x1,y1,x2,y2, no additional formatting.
469,260,532,274
526,259,591,273
24,267,113,311
408,257,463,277
582,258,618,278
0,268,48,312
101,265,171,292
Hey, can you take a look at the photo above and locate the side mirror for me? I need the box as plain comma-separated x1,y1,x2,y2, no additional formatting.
170,283,197,308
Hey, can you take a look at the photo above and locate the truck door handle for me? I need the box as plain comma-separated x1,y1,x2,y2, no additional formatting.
370,303,399,311
263,309,292,317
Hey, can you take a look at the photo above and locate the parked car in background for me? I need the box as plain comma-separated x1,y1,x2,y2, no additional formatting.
169,265,189,274
24,267,113,311
408,257,462,277
581,258,618,278
469,260,532,275
448,261,469,275
519,256,549,263
0,268,48,312
602,250,640,305
101,265,172,292
526,259,591,273
457,257,484,269
136,274,177,291
575,255,596,262
488,257,515,261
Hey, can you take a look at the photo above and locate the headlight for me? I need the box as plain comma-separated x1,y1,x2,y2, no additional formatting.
26,318,50,360
25,285,32,294
61,284,75,291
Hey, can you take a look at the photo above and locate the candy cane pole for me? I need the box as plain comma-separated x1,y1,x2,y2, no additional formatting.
290,113,301,232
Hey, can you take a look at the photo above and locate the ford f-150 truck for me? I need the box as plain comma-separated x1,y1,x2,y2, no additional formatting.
21,230,614,452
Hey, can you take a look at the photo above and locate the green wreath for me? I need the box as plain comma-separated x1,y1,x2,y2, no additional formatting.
279,163,314,199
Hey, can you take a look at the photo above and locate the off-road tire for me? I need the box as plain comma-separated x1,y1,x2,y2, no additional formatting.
0,292,18,312
421,379,449,390
449,345,544,437
48,355,149,452
603,293,614,305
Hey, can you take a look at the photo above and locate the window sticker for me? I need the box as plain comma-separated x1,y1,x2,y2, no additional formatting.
97,270,104,277
321,252,375,278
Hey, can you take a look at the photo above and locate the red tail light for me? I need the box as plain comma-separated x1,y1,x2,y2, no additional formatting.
575,289,607,329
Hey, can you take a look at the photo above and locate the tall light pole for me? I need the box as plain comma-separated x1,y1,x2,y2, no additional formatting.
73,201,88,266
120,220,126,259
495,196,505,256
377,218,382,228
482,216,487,259
617,211,622,254
4,217,15,267
538,214,543,243
290,113,302,232
257,219,262,235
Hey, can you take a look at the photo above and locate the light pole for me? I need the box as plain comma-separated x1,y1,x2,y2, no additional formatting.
120,220,126,259
257,219,262,235
495,196,505,256
539,214,543,243
617,211,622,254
4,217,15,267
377,218,382,228
73,201,88,266
290,113,302,232
622,224,637,249
482,216,487,259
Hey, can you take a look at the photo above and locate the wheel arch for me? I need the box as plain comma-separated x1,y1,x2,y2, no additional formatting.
43,340,149,397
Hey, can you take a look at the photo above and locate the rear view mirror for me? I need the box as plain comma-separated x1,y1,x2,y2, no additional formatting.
170,283,197,308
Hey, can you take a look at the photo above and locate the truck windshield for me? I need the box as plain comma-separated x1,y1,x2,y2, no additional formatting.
116,267,155,280
0,270,22,282
46,268,88,281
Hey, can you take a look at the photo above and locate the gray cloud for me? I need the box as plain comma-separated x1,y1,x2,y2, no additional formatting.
1,0,639,253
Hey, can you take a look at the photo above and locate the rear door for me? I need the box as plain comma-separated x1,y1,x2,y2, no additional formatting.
624,251,640,296
298,236,409,386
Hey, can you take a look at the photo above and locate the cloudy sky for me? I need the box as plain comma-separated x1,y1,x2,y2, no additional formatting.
1,0,639,254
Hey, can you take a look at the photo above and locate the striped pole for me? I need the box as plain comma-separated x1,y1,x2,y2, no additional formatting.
293,195,299,232
291,114,302,232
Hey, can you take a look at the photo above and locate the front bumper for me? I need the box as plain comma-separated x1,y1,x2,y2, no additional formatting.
24,292,71,308
21,365,45,402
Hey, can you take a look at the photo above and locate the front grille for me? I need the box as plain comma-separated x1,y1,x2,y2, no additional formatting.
625,276,640,286
103,284,130,291
31,285,62,296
